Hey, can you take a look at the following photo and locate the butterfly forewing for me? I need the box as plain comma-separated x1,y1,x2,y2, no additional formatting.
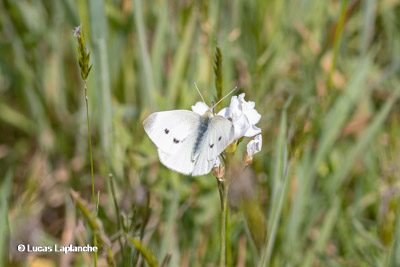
157,133,196,175
143,110,200,154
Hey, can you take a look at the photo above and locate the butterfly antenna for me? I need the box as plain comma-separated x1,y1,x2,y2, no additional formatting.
193,81,206,103
210,86,238,110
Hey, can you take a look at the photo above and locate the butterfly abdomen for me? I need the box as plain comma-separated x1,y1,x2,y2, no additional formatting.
192,113,211,161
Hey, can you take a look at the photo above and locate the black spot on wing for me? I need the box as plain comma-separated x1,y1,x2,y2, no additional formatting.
218,136,222,141
164,128,169,134
173,138,180,144
210,144,214,148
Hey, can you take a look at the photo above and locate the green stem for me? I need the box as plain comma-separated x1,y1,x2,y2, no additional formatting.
226,201,232,267
109,173,124,259
219,180,228,267
328,0,348,88
84,80,98,267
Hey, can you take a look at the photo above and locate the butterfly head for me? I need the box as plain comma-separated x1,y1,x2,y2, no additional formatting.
193,81,237,115
203,109,214,119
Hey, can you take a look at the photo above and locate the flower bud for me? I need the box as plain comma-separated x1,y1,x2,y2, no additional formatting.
244,152,253,166
212,163,225,179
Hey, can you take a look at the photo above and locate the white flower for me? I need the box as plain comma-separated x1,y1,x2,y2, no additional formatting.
247,134,262,157
191,102,209,115
218,93,261,140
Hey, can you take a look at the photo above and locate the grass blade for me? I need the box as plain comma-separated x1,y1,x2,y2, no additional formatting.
259,102,291,266
151,0,168,92
166,10,196,105
390,200,400,267
129,237,158,267
88,0,113,155
133,0,155,107
259,163,291,267
0,170,12,265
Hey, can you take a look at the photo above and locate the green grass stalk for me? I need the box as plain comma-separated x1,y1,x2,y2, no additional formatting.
108,173,124,259
84,80,98,267
0,171,12,265
226,206,232,267
76,25,98,266
84,81,96,215
328,0,349,88
219,180,228,267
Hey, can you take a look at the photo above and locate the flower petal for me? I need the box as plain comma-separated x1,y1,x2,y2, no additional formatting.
246,100,256,110
238,93,246,102
220,93,262,140
247,134,262,157
243,108,261,125
191,102,209,115
244,124,261,137
228,96,241,118
217,107,230,118
232,114,250,140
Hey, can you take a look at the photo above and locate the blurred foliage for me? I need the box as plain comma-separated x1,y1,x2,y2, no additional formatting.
1,0,400,266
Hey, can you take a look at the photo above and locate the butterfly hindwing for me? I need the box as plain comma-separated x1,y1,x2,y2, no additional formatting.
192,147,216,176
207,115,234,160
143,110,200,155
192,115,234,176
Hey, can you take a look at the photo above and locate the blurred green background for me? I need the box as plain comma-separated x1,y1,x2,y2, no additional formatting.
1,0,400,266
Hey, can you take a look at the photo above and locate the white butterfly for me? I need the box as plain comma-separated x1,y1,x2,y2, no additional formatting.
143,85,236,176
